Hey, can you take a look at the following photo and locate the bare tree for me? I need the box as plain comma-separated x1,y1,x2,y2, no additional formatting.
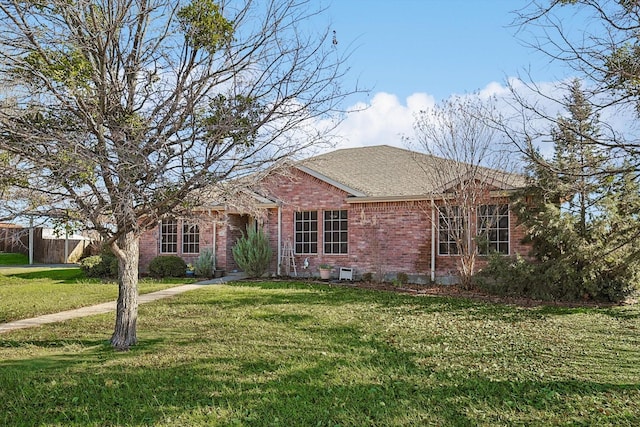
510,0,640,170
0,0,357,349
409,95,516,288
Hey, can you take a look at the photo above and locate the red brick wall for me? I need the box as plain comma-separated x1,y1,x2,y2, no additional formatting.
347,202,431,278
259,168,532,280
138,169,533,280
260,169,434,278
139,213,222,273
139,226,159,273
261,170,349,274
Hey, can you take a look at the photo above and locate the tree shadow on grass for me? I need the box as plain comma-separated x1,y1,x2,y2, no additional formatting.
1,323,638,426
9,268,87,283
0,338,109,350
1,283,638,425
202,281,479,311
179,283,563,325
0,342,640,426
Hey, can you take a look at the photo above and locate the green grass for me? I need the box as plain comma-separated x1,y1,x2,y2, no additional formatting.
0,280,638,426
0,267,196,322
0,252,29,265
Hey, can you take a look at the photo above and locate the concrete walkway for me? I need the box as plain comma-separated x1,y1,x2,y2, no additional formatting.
0,272,246,334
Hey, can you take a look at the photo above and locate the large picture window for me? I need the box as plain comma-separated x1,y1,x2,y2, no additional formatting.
438,206,464,255
295,211,318,254
182,222,200,254
477,204,509,255
324,210,348,254
160,219,178,253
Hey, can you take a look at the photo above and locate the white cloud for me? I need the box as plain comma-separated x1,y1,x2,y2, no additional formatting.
477,81,511,99
332,78,638,159
333,91,435,149
332,83,533,150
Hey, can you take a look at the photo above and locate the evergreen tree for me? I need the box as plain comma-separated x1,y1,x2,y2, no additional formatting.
550,80,609,236
506,80,640,302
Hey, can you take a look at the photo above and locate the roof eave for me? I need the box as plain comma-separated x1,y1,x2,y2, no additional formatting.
345,188,522,204
193,202,280,212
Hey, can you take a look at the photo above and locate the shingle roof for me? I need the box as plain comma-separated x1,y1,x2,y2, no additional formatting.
298,145,525,198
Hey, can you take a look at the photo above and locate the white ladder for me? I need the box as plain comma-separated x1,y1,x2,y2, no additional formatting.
281,242,297,276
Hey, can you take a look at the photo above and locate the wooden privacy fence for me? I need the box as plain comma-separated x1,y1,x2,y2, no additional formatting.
0,224,25,253
0,225,96,263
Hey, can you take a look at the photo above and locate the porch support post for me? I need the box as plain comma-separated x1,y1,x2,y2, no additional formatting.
277,204,282,276
212,215,217,270
430,198,436,282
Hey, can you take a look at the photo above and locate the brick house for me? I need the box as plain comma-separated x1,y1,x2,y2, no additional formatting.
139,145,529,282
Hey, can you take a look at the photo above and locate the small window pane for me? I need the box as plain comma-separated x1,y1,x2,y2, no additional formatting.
438,206,464,255
182,222,200,254
160,219,178,253
295,211,318,254
324,210,348,254
477,204,509,255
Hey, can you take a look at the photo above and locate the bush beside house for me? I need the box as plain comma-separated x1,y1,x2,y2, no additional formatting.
148,255,187,278
80,253,118,278
232,225,272,278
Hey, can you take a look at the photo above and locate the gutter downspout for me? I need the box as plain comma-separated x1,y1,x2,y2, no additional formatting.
277,204,282,276
430,198,436,282
212,215,217,270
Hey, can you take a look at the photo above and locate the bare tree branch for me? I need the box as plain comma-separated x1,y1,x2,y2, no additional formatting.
0,0,362,349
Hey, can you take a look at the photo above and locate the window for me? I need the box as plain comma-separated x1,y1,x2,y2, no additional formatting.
438,206,464,255
295,211,317,254
477,204,509,255
160,219,178,253
182,222,200,254
160,219,200,254
324,210,348,254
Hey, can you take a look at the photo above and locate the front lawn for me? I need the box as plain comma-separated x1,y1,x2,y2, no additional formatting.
0,252,29,265
0,281,638,426
0,267,196,322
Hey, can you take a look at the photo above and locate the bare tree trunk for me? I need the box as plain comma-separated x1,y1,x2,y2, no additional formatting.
110,231,139,350
459,254,476,290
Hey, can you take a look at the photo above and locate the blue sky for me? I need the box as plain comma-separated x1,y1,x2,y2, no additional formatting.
321,1,574,149
328,0,560,101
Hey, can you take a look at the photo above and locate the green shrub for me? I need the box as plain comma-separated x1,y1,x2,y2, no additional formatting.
232,225,272,278
475,253,539,298
475,251,639,303
79,254,118,278
148,255,186,278
194,249,215,278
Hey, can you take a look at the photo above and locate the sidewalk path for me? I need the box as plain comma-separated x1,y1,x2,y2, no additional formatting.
0,273,246,334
